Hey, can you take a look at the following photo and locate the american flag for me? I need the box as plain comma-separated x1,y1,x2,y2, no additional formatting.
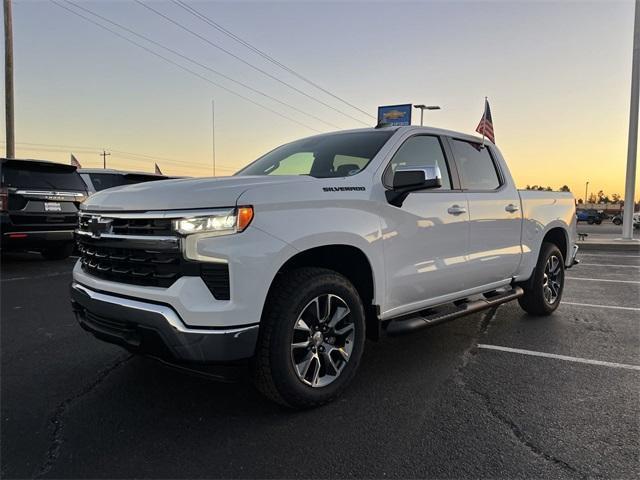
476,99,495,144
70,154,82,168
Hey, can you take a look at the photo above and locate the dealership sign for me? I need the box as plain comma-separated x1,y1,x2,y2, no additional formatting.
377,104,412,126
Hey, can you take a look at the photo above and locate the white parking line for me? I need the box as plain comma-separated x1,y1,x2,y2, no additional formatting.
579,253,640,258
578,263,640,268
1,272,69,282
477,344,640,371
563,302,640,312
566,277,640,284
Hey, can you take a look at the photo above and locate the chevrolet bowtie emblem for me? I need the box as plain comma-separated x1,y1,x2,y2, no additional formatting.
87,217,113,238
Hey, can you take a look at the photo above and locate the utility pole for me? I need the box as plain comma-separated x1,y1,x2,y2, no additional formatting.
211,99,216,176
100,150,110,169
4,0,14,158
623,0,640,239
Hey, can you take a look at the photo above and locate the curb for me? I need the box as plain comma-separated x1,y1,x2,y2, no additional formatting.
577,241,640,252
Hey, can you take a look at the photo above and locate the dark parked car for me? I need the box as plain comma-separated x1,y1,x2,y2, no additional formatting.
78,168,172,194
1,158,87,259
612,212,640,228
576,209,605,225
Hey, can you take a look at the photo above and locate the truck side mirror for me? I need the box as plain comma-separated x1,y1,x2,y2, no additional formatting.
387,166,442,207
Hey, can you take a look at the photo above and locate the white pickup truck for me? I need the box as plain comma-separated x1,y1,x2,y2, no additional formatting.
71,126,578,408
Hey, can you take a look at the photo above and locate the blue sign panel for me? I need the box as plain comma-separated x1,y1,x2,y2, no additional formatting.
377,104,412,126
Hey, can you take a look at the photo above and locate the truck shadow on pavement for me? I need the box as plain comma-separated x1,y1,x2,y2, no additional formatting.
39,315,485,478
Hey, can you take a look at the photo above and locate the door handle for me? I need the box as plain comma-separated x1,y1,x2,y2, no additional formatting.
505,203,520,213
447,204,467,215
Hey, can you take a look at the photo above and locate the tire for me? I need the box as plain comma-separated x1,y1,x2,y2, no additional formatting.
518,242,565,316
252,267,366,409
613,218,622,226
587,218,595,225
595,219,602,225
41,243,74,260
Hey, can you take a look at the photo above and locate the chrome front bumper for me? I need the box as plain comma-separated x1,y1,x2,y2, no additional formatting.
70,283,259,363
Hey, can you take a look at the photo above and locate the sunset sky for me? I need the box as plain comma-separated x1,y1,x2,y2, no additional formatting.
2,0,638,200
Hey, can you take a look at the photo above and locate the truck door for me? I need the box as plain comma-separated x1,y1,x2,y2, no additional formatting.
378,134,470,317
448,138,522,288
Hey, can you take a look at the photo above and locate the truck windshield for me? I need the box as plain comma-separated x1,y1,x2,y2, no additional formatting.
236,131,394,178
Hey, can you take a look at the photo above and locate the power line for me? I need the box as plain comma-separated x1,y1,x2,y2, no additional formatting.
64,0,343,130
9,148,229,173
50,0,322,133
172,0,375,120
134,0,371,126
12,141,186,165
5,141,238,171
6,144,239,174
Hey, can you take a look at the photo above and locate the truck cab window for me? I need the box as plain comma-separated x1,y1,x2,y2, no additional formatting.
452,140,501,190
383,135,452,189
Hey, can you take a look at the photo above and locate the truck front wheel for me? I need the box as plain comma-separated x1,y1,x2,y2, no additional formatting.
518,242,565,316
252,267,366,408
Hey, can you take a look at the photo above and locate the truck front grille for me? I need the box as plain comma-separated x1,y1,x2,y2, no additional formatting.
78,215,173,236
78,239,189,288
77,212,231,298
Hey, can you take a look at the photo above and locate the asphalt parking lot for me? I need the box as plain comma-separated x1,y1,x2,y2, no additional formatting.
1,247,639,479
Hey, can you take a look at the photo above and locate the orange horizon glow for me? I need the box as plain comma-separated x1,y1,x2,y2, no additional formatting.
2,1,637,202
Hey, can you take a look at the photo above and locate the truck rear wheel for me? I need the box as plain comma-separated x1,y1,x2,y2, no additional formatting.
252,267,366,409
518,242,565,316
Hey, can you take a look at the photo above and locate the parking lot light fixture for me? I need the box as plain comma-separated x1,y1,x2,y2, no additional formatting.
414,104,441,126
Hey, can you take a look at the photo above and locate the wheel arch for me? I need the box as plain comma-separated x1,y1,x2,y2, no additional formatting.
542,226,569,261
264,244,381,340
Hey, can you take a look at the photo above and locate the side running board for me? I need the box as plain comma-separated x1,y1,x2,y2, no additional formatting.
385,286,524,336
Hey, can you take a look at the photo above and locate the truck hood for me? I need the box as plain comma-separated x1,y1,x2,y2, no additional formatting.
81,175,314,212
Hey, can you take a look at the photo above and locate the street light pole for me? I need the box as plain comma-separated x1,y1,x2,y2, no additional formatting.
4,0,15,159
623,0,640,239
585,181,589,205
413,105,441,126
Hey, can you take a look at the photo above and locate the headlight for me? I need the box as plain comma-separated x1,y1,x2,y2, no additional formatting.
173,206,254,236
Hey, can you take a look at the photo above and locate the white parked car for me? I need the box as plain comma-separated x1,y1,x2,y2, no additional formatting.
70,126,578,408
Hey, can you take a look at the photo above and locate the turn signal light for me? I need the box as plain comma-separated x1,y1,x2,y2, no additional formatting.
237,206,254,232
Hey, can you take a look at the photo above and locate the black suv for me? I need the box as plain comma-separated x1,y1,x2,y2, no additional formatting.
1,158,87,259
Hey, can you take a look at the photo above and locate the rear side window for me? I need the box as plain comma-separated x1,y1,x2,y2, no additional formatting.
451,140,501,190
88,173,166,191
383,135,452,190
2,164,86,191
88,173,128,191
